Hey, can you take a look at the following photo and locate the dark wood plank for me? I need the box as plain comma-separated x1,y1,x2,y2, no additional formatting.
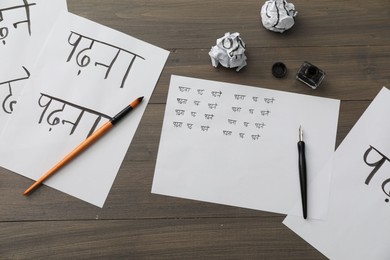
0,218,326,259
67,0,390,49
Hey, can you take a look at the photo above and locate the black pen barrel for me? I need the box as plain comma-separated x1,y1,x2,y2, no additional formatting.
110,96,143,125
298,140,307,219
111,105,133,125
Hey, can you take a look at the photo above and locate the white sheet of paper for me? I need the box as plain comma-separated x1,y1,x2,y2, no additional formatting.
284,87,390,260
0,13,169,207
0,0,68,123
152,75,340,216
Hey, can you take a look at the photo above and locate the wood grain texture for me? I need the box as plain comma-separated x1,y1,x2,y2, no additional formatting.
0,218,325,259
0,0,388,258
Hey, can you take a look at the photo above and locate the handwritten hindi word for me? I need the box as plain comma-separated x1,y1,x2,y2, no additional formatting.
251,134,261,140
232,107,242,113
211,91,222,97
363,145,390,203
223,130,233,136
205,114,214,120
38,93,111,139
264,97,275,104
0,66,30,114
255,122,266,129
197,89,205,95
178,86,191,93
208,103,218,109
175,109,185,116
234,94,246,100
177,98,188,105
0,0,36,45
67,31,145,88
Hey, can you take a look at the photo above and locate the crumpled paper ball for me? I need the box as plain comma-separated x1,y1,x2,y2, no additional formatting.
260,0,297,33
209,32,247,72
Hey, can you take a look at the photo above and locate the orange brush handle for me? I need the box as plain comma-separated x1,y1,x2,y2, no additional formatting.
23,122,113,195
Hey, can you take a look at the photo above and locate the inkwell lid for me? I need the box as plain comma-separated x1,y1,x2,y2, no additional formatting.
272,62,287,78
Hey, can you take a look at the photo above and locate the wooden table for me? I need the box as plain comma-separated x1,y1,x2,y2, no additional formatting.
1,0,389,258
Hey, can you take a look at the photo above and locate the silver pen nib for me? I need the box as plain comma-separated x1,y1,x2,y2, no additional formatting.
299,126,304,141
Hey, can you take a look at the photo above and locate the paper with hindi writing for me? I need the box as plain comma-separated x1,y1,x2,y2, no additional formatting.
283,87,390,260
152,75,340,216
0,0,68,124
0,13,169,207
